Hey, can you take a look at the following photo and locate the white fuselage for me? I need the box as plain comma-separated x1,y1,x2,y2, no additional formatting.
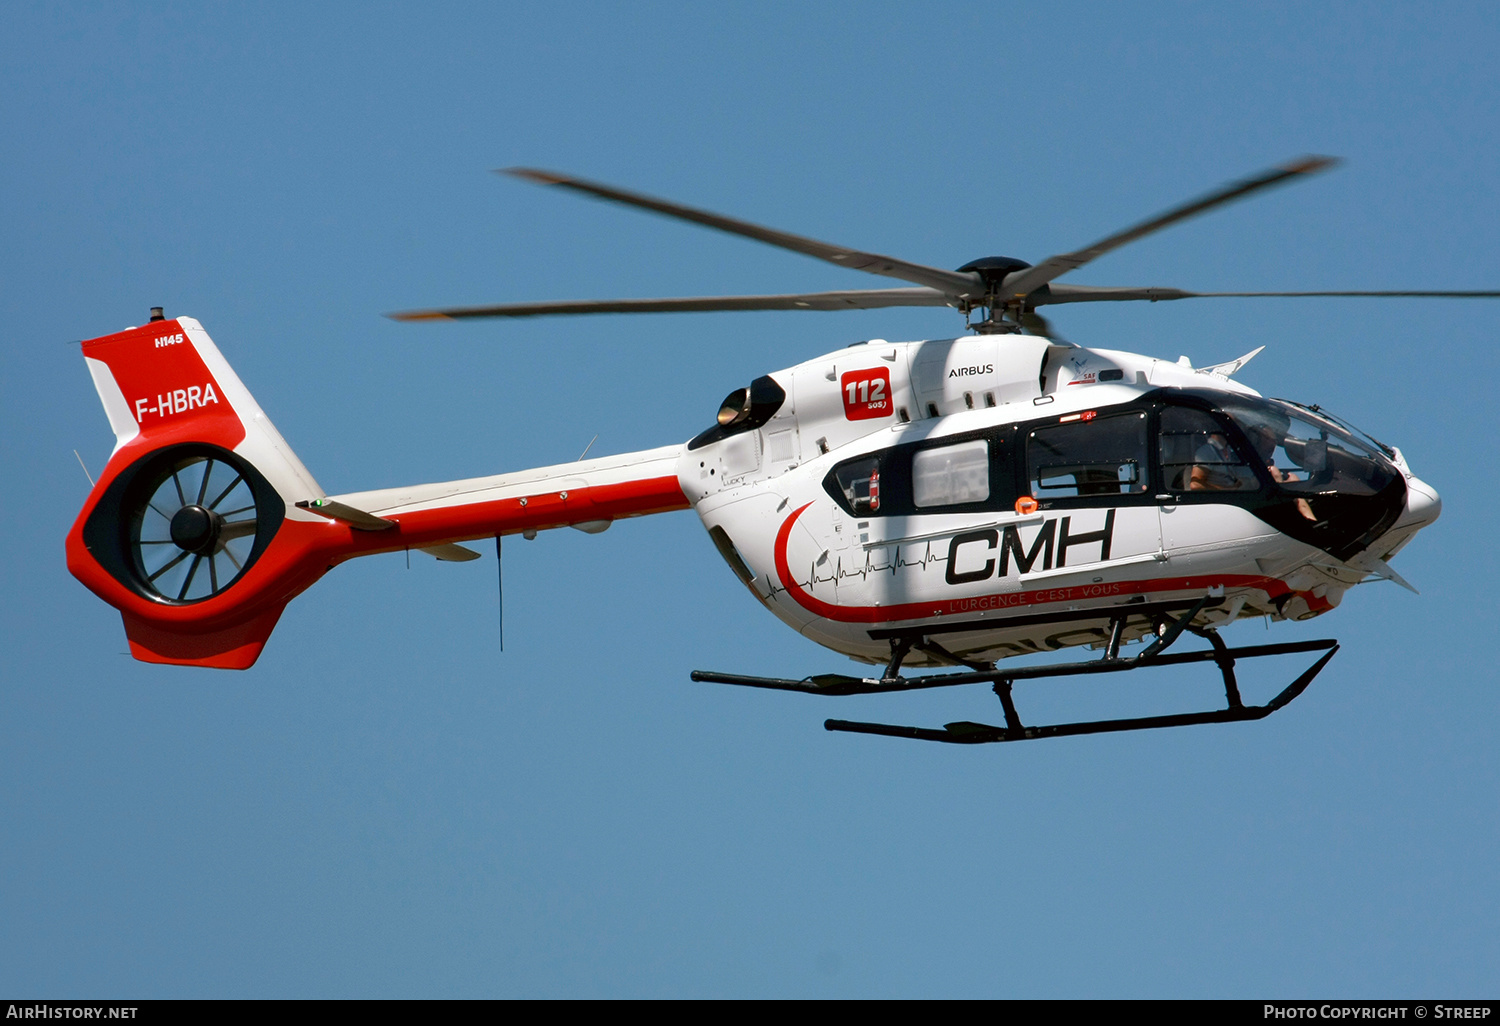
679,336,1439,667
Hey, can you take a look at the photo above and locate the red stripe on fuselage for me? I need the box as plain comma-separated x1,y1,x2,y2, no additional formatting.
332,473,690,558
772,501,1291,625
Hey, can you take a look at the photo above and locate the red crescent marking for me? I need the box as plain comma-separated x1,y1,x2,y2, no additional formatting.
774,502,839,618
773,501,1294,625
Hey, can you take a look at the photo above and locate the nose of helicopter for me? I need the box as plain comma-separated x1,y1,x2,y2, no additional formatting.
1394,475,1442,532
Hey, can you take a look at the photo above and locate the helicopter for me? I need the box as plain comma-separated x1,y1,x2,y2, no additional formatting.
67,156,1475,745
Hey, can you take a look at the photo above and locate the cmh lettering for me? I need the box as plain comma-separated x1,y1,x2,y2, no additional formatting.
944,511,1116,585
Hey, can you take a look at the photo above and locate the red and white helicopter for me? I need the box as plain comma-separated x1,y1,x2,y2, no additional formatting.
68,157,1474,744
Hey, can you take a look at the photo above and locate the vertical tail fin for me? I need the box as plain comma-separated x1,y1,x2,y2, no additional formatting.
68,317,329,668
81,316,322,497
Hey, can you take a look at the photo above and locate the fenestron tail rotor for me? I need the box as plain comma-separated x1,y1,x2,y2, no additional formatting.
389,157,1500,333
129,453,261,603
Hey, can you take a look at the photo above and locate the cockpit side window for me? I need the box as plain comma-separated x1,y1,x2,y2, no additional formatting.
1027,412,1148,500
1159,406,1258,493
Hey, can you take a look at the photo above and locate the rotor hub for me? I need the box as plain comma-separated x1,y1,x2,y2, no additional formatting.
170,504,224,555
955,255,1033,288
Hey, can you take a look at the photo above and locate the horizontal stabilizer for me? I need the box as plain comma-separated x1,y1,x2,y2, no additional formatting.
419,542,482,562
295,499,396,530
296,500,481,558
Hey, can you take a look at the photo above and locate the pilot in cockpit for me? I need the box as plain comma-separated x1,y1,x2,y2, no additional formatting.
1241,418,1318,520
1189,431,1256,491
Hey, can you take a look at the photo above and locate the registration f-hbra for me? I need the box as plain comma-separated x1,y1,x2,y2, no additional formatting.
68,157,1479,745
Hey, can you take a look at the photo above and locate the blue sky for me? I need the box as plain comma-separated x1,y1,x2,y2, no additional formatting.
3,1,1497,997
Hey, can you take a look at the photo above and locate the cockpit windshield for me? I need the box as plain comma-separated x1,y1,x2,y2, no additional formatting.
1216,396,1395,498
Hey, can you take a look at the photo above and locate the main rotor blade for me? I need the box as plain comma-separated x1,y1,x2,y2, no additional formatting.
1162,289,1500,299
388,287,957,321
502,168,985,298
1037,284,1500,306
1000,156,1340,301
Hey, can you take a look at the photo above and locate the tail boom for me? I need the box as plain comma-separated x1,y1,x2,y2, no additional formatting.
67,316,687,669
319,444,687,555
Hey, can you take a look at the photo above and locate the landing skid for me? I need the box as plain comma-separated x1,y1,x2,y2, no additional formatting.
691,598,1339,745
